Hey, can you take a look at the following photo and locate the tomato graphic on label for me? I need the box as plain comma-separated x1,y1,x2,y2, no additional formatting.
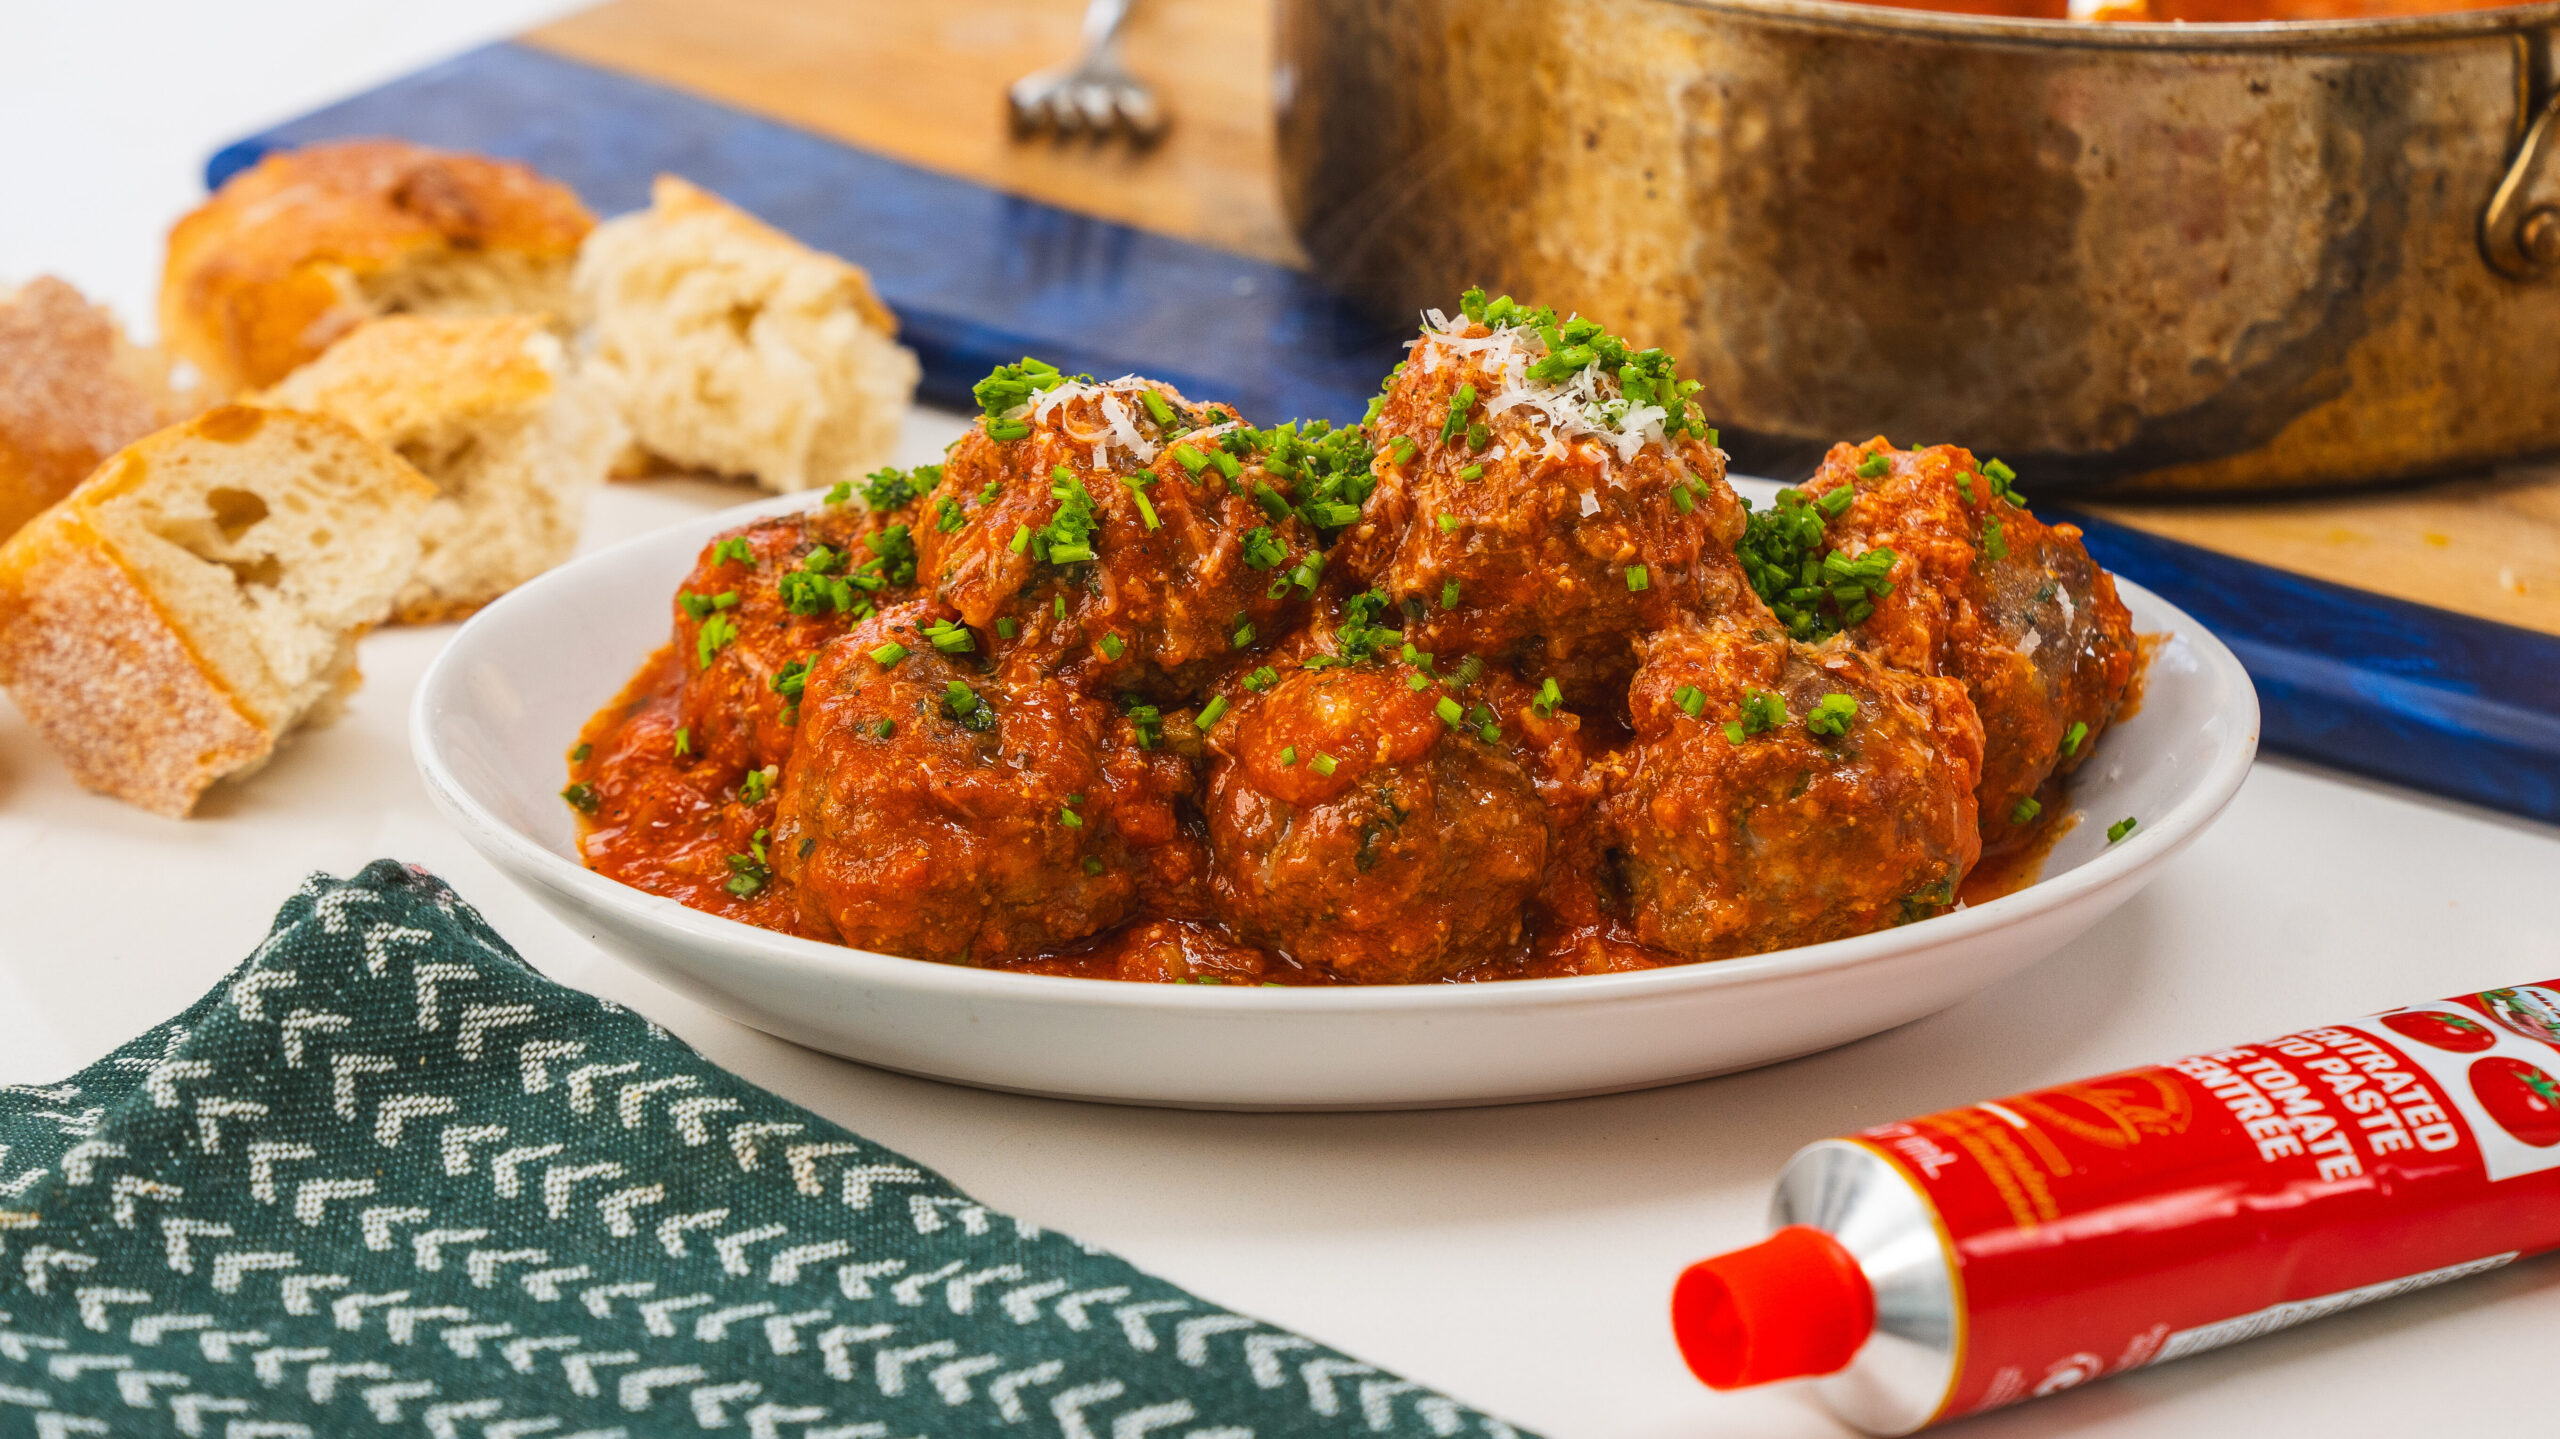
2381,1010,2499,1054
2469,1057,2560,1147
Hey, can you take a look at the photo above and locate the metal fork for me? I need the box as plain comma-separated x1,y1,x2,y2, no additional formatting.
1006,0,1166,144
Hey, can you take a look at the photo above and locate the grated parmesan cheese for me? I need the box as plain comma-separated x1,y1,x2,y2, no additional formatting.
1017,376,1173,470
1407,310,1692,467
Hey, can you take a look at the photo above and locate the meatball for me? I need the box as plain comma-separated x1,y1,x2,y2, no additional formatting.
670,492,919,777
1339,299,1758,701
1205,664,1550,983
772,601,1138,963
1794,439,2138,852
1601,623,1985,961
916,369,1324,696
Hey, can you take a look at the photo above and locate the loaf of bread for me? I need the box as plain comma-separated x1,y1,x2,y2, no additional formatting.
574,175,918,493
0,277,187,543
261,314,625,623
161,140,594,396
0,406,433,816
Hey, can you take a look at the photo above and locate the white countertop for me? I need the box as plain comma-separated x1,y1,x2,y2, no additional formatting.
8,6,2560,1435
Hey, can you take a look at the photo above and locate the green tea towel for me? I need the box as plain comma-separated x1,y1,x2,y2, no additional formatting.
0,861,1536,1439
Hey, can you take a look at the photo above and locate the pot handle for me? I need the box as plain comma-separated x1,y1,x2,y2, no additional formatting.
2484,35,2560,279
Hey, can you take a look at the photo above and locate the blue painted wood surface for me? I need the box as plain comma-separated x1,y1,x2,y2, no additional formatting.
213,40,2560,828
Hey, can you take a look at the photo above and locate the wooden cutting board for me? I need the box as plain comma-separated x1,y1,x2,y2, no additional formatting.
210,0,2560,824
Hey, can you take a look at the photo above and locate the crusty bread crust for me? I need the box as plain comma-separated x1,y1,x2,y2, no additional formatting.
0,405,432,816
259,313,624,624
162,139,594,394
575,174,917,493
0,504,270,817
0,277,186,543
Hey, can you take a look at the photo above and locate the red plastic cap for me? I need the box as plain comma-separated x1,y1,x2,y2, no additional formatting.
1671,1225,1878,1390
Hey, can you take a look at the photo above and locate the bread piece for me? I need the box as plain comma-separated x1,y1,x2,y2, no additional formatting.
260,315,626,623
574,175,918,493
0,406,433,815
0,277,188,542
161,140,594,395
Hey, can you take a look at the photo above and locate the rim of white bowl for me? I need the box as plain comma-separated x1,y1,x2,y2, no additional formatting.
413,488,2261,1016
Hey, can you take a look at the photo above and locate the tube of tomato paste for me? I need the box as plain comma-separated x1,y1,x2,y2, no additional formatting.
1671,980,2560,1433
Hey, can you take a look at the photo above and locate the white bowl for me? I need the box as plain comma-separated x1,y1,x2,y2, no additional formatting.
413,484,2258,1110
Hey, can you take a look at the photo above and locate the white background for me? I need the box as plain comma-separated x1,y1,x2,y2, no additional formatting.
6,4,2560,1435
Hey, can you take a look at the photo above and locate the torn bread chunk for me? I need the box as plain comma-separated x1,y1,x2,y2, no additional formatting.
261,314,626,623
574,175,919,493
0,405,432,815
161,140,594,395
0,277,190,543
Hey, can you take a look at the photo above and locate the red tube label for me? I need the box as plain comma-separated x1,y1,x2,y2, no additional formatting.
1855,981,2560,1424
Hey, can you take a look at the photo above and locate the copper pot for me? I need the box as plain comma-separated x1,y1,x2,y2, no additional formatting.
1274,0,2560,492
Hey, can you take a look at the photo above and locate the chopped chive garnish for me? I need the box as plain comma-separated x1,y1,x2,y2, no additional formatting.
561,781,599,813
988,418,1030,441
1139,389,1176,427
1279,746,1298,766
1856,452,1892,480
673,727,692,758
1436,512,1460,534
2108,816,2138,843
870,641,909,667
738,764,779,804
1195,695,1230,730
2010,796,2043,825
1806,692,1858,738
1626,565,1650,592
1209,449,1242,480
1172,445,1209,475
1241,526,1289,571
1059,804,1084,828
1243,666,1278,693
1725,687,1788,744
1009,524,1032,554
1441,579,1461,609
1407,673,1431,692
1674,685,1705,718
1100,632,1126,660
1671,485,1694,515
824,480,853,506
571,743,592,764
1532,678,1563,719
1440,382,1479,444
1981,517,2008,563
1054,595,1067,621
1310,753,1338,776
1435,696,1464,726
1457,464,1484,482
1124,476,1161,531
874,718,896,738
1466,422,1491,451
2062,720,2089,757
1232,621,1256,649
935,496,966,532
924,618,975,654
1389,436,1419,466
712,537,752,566
1083,855,1105,875
996,617,1018,639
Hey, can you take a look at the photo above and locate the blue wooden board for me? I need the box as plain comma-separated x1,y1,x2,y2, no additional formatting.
215,40,2560,828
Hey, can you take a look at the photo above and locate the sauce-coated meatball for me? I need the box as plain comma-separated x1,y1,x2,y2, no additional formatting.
671,498,916,777
1602,623,1985,961
1797,440,2137,852
917,373,1324,696
1342,305,1756,701
772,601,1137,963
1205,665,1550,983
